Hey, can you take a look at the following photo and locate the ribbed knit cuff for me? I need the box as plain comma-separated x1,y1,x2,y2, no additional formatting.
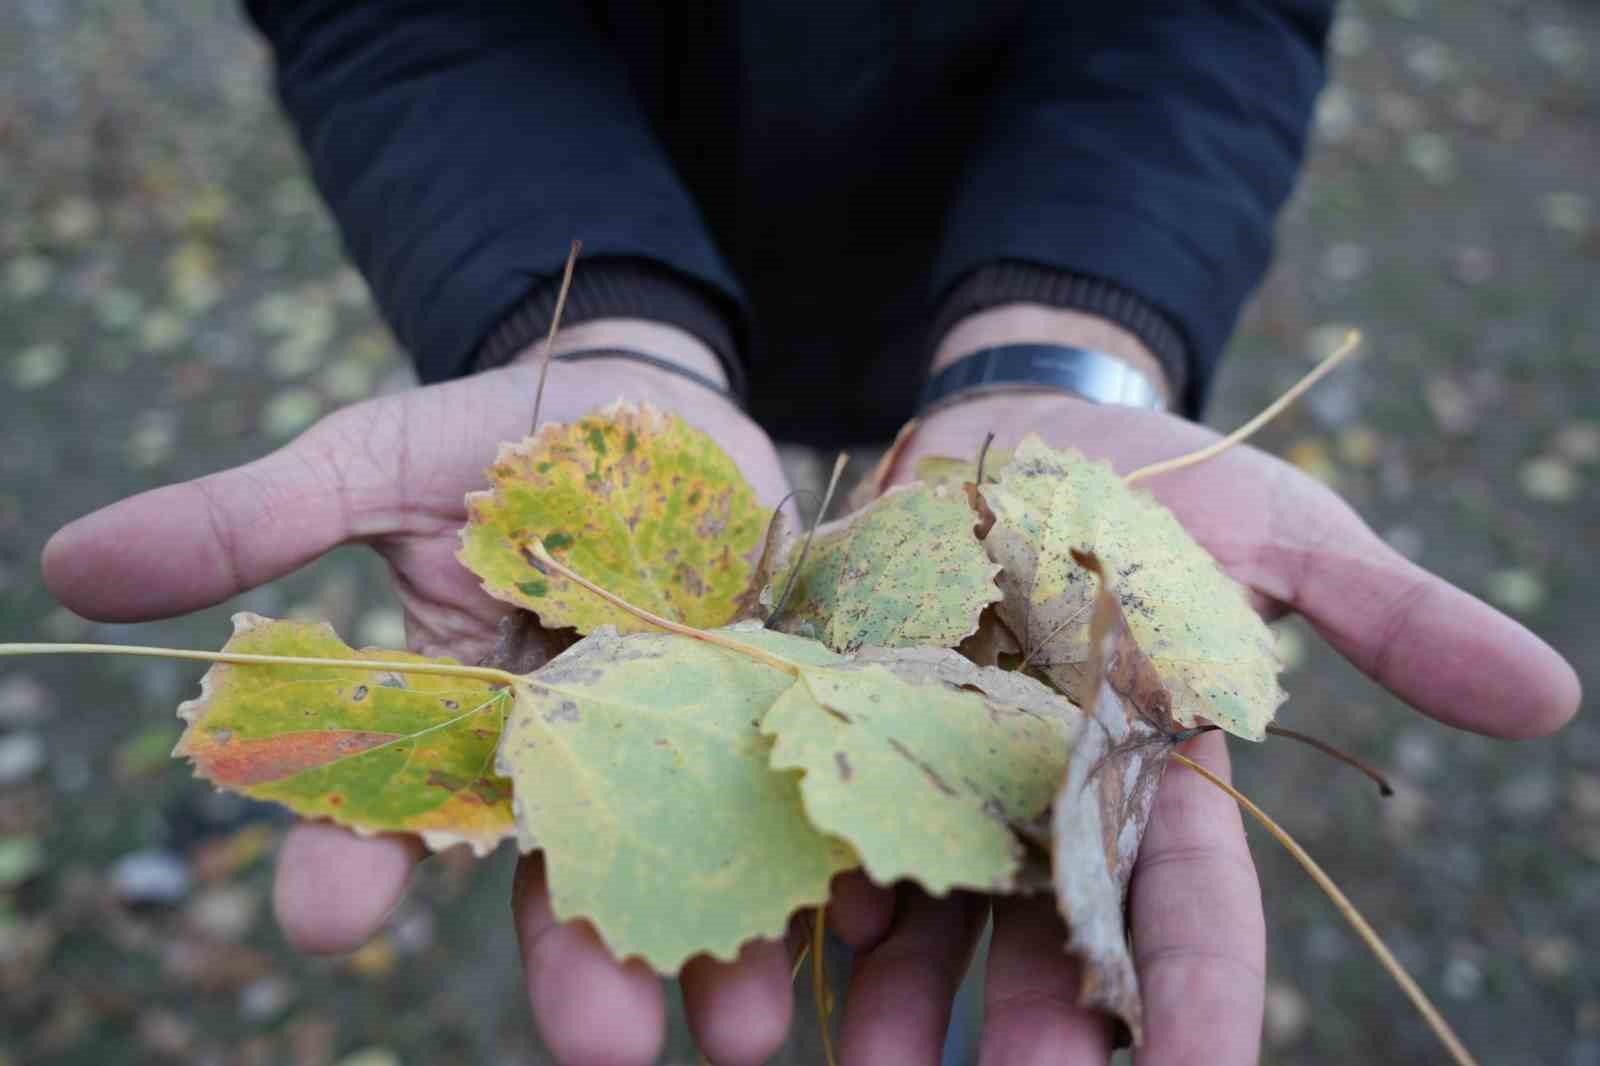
473,256,746,398
930,261,1189,401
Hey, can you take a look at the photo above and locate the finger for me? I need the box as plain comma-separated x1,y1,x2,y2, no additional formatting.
680,938,793,1065
978,895,1113,1065
827,870,896,951
41,401,416,623
1249,464,1581,738
512,854,665,1066
272,821,423,954
837,886,986,1066
1130,731,1263,1066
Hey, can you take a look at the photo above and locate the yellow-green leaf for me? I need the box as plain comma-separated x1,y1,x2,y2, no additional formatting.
498,625,854,973
764,649,1078,895
764,483,1001,652
459,401,768,634
981,436,1284,740
912,450,1014,491
174,614,515,856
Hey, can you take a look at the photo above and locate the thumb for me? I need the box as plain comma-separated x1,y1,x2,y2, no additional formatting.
43,401,410,623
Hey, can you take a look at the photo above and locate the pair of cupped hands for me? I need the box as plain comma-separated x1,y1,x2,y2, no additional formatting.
43,324,1578,1066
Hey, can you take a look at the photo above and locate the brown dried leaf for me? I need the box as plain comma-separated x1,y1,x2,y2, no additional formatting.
1052,551,1181,1045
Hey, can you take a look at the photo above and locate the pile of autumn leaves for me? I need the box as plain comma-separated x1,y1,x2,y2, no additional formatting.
174,402,1282,1039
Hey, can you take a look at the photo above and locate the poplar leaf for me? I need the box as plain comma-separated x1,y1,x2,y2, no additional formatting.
459,401,768,635
981,436,1284,739
764,648,1079,895
498,625,854,973
174,614,515,856
763,483,1001,652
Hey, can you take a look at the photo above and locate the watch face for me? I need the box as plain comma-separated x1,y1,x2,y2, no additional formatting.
919,344,1166,414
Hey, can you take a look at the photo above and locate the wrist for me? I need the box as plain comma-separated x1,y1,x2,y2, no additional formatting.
509,317,730,390
929,305,1174,406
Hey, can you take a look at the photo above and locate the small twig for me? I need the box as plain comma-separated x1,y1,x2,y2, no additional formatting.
529,239,583,436
811,904,838,1066
1266,723,1394,796
1124,330,1361,485
0,643,521,687
1169,751,1479,1066
525,542,800,676
766,452,848,629
974,431,997,485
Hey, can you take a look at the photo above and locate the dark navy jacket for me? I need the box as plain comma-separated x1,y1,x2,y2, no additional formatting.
246,1,1332,442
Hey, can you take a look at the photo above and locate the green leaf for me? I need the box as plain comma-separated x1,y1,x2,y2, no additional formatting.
764,648,1078,896
764,483,1001,652
981,436,1284,739
498,625,854,973
175,614,515,856
459,401,769,635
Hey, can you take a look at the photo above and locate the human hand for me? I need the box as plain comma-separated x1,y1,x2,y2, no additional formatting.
837,388,1580,1064
40,325,835,1065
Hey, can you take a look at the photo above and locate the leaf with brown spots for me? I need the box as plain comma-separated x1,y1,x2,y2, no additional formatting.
458,401,768,635
499,624,854,972
1052,550,1185,1045
175,614,515,856
763,483,1001,653
980,435,1283,739
763,646,1080,896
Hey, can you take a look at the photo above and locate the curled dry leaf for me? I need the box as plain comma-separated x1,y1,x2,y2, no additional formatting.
765,646,1079,896
763,482,1002,652
498,625,854,973
1053,551,1183,1044
458,401,768,635
980,436,1283,740
175,614,515,856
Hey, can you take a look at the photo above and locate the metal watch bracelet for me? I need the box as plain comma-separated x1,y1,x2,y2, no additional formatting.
916,343,1168,415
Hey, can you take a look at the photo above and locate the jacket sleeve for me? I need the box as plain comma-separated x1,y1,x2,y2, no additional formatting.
244,0,746,384
931,1,1333,414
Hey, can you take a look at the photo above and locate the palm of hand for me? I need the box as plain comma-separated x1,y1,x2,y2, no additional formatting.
871,391,1579,1064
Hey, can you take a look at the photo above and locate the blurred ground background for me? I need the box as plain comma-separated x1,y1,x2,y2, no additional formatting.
0,1,1595,1063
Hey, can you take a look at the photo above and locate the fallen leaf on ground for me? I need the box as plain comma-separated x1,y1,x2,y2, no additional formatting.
175,614,515,856
459,401,768,634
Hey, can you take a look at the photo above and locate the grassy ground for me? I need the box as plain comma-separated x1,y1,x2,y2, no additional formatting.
1,1,1595,1063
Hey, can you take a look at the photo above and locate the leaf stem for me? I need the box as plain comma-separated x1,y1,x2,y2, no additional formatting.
0,643,522,687
1169,751,1478,1066
1123,330,1361,485
525,542,801,676
812,905,838,1066
767,452,848,630
529,239,582,436
1265,724,1393,796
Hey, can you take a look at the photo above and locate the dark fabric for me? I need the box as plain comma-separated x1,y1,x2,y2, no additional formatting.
246,0,1332,442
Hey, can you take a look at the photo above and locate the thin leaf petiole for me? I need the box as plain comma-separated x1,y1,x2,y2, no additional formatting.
1124,330,1361,485
0,642,522,687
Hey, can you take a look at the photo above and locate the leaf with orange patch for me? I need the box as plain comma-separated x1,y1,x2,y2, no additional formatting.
175,613,515,856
